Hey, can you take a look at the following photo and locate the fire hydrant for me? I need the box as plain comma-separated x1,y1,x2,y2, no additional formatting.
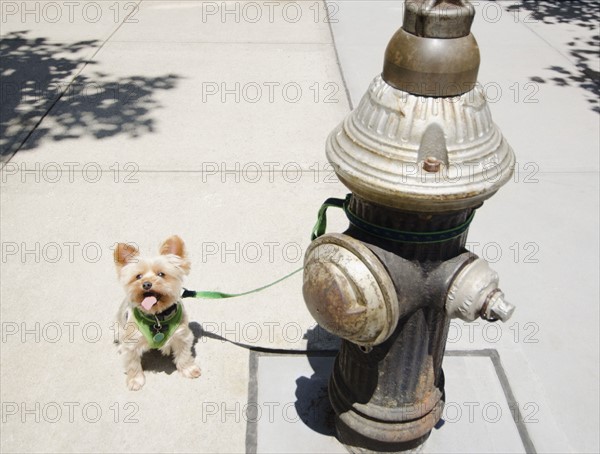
302,0,516,451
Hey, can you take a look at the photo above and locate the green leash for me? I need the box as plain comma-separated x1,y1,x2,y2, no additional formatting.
181,266,304,300
311,197,346,241
180,197,334,301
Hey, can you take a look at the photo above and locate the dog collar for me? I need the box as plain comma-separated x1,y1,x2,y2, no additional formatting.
132,303,183,349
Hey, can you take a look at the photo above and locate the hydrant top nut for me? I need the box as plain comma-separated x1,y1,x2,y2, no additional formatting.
403,0,476,39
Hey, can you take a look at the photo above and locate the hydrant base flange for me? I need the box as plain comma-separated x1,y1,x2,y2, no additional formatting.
334,414,434,453
331,378,444,452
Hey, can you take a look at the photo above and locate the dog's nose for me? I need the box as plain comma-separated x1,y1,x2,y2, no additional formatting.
142,282,152,290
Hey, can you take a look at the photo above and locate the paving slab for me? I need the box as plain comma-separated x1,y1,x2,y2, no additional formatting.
111,0,333,44
252,352,527,454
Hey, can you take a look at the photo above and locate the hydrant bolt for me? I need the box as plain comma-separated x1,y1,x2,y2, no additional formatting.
482,290,515,323
423,157,442,173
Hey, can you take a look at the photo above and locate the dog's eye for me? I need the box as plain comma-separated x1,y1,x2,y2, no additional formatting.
157,272,165,278
135,274,142,280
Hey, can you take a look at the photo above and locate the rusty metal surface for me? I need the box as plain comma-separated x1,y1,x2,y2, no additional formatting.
384,0,479,96
303,195,516,451
303,234,399,348
313,201,475,451
403,0,475,39
383,28,480,96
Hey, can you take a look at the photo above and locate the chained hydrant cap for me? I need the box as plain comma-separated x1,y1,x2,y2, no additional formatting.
383,0,480,96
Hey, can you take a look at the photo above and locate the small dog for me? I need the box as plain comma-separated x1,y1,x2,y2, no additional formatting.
114,235,201,391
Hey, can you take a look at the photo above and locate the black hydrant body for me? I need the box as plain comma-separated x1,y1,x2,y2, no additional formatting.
303,1,516,452
326,201,477,451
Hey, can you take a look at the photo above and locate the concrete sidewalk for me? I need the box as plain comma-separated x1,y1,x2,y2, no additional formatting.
1,1,598,453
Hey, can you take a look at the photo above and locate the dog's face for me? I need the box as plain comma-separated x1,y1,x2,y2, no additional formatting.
114,236,191,315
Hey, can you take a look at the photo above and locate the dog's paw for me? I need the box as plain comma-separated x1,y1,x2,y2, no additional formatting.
179,363,201,379
126,372,145,391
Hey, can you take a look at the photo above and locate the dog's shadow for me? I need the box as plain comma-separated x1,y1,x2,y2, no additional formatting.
140,322,205,375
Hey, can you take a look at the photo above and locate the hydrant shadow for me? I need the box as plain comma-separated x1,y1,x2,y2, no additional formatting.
186,321,341,438
293,326,340,437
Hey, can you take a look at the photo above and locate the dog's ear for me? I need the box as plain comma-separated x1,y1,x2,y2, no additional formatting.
160,235,186,258
114,243,139,269
160,236,190,275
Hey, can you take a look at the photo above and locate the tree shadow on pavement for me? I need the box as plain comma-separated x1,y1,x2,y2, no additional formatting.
1,31,181,160
502,1,599,113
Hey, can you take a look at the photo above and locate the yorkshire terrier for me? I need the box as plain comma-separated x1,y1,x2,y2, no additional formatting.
114,235,201,391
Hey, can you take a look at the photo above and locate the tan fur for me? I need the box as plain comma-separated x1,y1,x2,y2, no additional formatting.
115,236,200,391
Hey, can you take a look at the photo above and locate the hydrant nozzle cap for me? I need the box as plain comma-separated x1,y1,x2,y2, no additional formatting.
383,0,480,96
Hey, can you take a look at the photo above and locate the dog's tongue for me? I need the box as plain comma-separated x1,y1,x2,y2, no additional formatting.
141,296,158,311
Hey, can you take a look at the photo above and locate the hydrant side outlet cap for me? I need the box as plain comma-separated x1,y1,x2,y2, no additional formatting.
303,234,399,347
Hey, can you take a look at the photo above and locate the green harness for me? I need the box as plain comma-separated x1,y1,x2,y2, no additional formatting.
132,303,183,349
